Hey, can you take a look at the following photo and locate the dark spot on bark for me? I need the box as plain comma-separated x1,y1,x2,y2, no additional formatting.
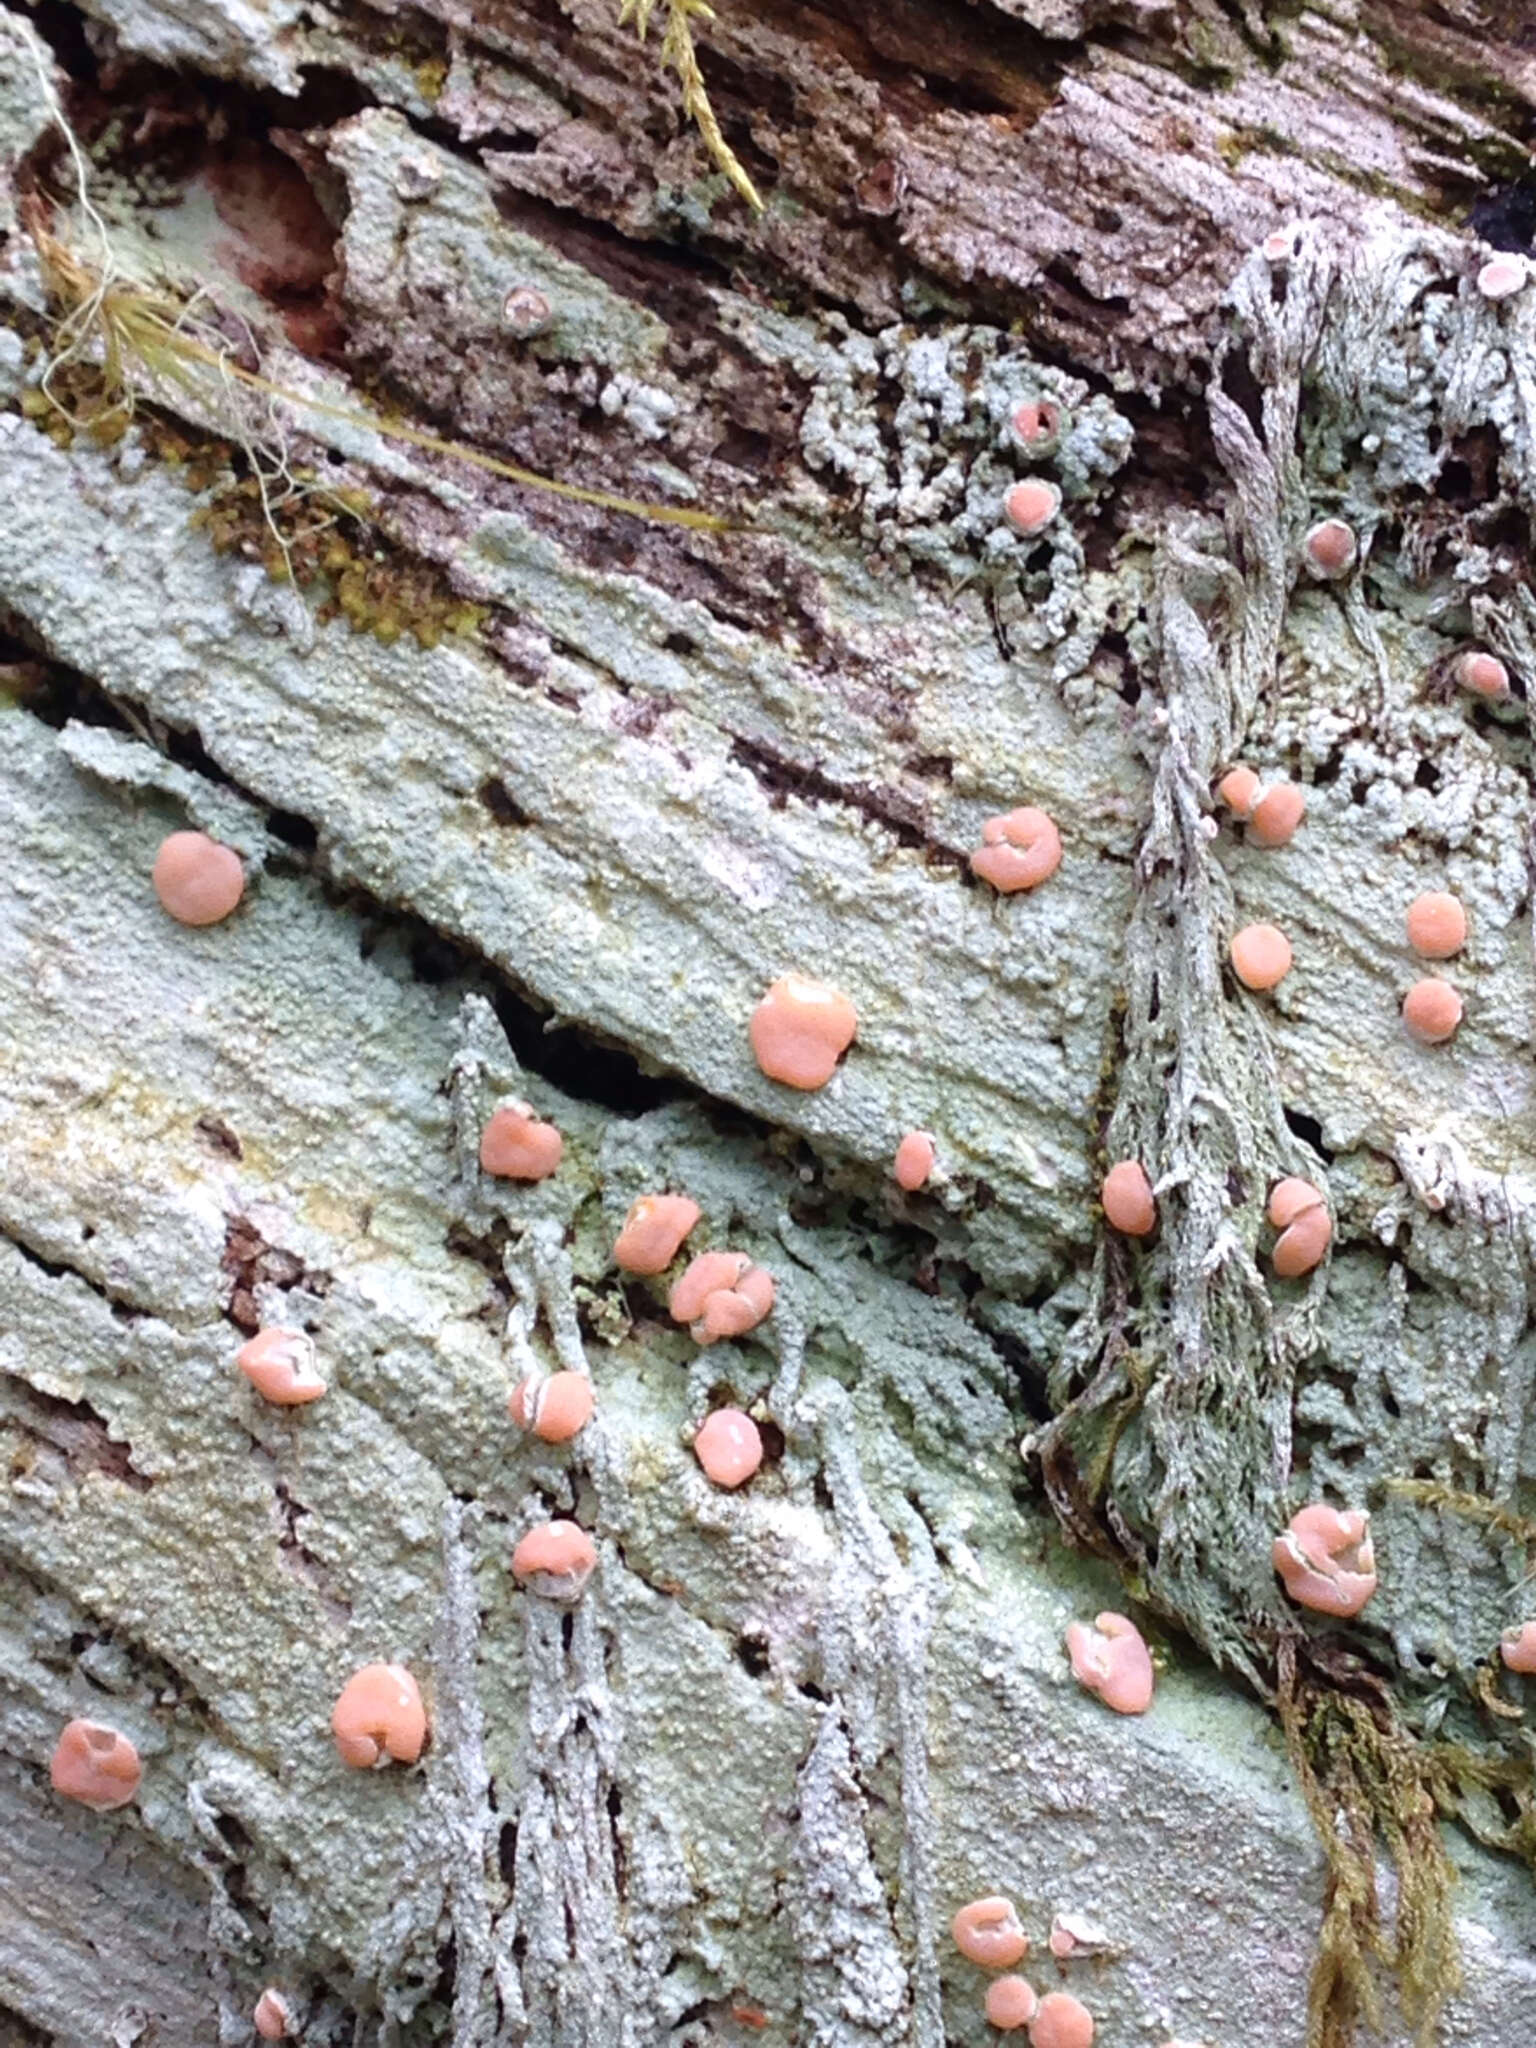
1467,173,1536,253
266,806,318,853
410,930,471,983
1283,1106,1336,1166
271,1480,353,1624
607,1780,627,1898
610,691,672,738
855,159,904,216
479,775,531,826
487,989,680,1116
195,1114,243,1159
729,735,947,853
736,1631,771,1676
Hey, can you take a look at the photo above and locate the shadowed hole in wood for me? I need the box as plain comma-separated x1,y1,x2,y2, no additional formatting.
1283,1107,1336,1166
5,1381,153,1493
478,776,531,827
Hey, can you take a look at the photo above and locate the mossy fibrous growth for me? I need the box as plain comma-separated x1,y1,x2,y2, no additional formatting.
22,129,730,535
13,343,485,651
617,0,764,213
1279,1643,1462,2048
1038,222,1536,2041
192,474,487,650
1039,246,1313,1685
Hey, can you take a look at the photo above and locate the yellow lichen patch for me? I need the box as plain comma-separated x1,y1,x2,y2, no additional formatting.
190,473,486,651
414,57,448,102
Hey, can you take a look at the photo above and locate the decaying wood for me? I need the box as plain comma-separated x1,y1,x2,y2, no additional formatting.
3,1,1536,2043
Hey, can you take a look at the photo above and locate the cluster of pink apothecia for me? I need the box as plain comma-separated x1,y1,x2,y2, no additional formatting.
950,1895,1243,2045
948,1893,1167,2044
55,571,1526,2036
49,846,790,2033
1093,759,1472,1282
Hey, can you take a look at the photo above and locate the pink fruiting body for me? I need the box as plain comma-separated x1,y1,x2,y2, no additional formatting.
508,1371,594,1443
670,1250,749,1325
970,807,1063,894
1029,1992,1095,2048
503,283,553,335
1009,399,1061,450
669,1251,775,1345
1455,651,1509,698
894,1131,936,1191
1477,255,1527,301
749,975,857,1090
1065,1612,1154,1715
236,1327,326,1406
1267,1178,1331,1278
511,1518,597,1600
1402,978,1462,1044
1268,1178,1322,1229
694,1408,764,1488
1217,766,1261,818
613,1193,700,1274
254,1989,292,2040
1501,1623,1536,1674
986,1977,1040,2031
1271,1204,1331,1280
50,1718,142,1811
480,1103,563,1180
331,1663,427,1768
1003,478,1061,537
1303,518,1357,577
1230,923,1292,991
1273,1504,1376,1617
1100,1160,1155,1238
951,1896,1029,1969
1405,893,1466,960
152,831,245,926
1249,782,1306,848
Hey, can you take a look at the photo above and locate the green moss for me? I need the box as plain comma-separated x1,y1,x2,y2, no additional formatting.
1279,1648,1463,2048
414,57,447,102
189,472,486,651
1217,123,1298,168
1387,1478,1536,1548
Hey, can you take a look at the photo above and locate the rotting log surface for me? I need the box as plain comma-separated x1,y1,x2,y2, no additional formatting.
3,1,1536,2044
